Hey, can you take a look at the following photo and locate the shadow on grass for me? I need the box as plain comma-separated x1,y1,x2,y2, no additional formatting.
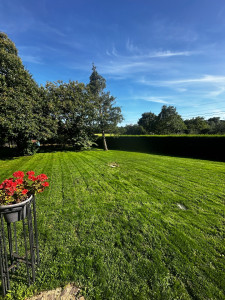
1,144,224,163
96,136,225,163
0,146,100,160
0,147,21,161
105,147,225,162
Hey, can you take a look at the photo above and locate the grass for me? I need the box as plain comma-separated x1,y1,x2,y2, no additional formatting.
0,149,224,299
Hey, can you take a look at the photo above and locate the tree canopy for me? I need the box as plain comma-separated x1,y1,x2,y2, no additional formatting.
45,80,96,150
137,106,186,134
0,32,57,154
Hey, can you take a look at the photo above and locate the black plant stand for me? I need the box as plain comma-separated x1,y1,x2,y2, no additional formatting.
0,196,39,296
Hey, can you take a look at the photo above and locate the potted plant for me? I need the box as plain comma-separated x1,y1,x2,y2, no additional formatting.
0,171,49,223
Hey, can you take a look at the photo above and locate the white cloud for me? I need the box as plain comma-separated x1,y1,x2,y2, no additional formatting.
126,38,140,53
206,87,225,97
140,75,225,87
149,50,193,58
176,88,187,92
95,41,198,77
167,75,225,85
20,54,42,64
137,96,169,104
106,45,118,57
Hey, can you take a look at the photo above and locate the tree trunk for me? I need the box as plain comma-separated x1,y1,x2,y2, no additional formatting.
102,130,108,151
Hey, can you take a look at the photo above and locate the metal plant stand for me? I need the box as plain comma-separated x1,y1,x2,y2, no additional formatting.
0,196,39,296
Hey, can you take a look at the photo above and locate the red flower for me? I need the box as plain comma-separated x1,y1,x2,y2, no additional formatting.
22,189,28,195
26,171,35,176
0,170,49,205
13,171,24,178
28,175,37,181
37,174,48,182
15,178,23,185
3,179,17,188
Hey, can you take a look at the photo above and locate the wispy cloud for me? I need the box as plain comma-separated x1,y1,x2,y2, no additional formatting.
140,75,225,87
150,50,193,58
120,94,171,104
126,38,140,53
166,75,225,85
37,22,67,38
151,18,198,43
206,87,225,97
106,45,118,57
134,96,169,104
20,54,42,64
95,45,197,78
176,88,187,92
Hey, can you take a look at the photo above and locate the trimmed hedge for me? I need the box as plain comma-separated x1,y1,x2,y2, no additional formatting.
96,135,225,161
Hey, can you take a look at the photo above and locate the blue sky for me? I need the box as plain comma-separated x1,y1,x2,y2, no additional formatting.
1,0,225,125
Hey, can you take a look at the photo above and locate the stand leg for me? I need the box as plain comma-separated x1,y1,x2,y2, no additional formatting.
22,217,30,285
7,223,15,272
27,203,35,282
0,219,6,297
1,216,10,291
13,223,18,254
32,197,40,265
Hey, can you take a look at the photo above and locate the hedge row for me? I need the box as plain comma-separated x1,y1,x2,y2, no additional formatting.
96,135,225,161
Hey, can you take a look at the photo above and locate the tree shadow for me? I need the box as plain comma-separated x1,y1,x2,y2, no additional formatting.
106,147,225,163
0,148,21,161
96,136,225,163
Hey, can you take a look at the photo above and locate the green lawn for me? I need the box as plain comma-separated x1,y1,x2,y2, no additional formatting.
0,150,224,299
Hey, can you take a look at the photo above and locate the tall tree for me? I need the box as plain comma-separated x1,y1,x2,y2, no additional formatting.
155,105,186,134
88,65,123,150
138,112,157,133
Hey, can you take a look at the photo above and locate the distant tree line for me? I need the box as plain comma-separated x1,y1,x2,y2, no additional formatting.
0,33,123,154
118,105,225,135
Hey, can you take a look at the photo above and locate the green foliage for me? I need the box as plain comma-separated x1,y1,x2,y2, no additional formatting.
155,105,186,134
45,80,96,150
137,106,186,134
184,117,210,134
0,150,224,299
138,112,157,133
0,32,57,155
88,64,106,96
123,124,147,135
137,106,225,135
208,118,225,134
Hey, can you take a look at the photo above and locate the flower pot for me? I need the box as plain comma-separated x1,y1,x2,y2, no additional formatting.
0,195,33,223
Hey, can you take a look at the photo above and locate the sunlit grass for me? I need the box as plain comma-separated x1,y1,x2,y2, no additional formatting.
0,150,224,299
